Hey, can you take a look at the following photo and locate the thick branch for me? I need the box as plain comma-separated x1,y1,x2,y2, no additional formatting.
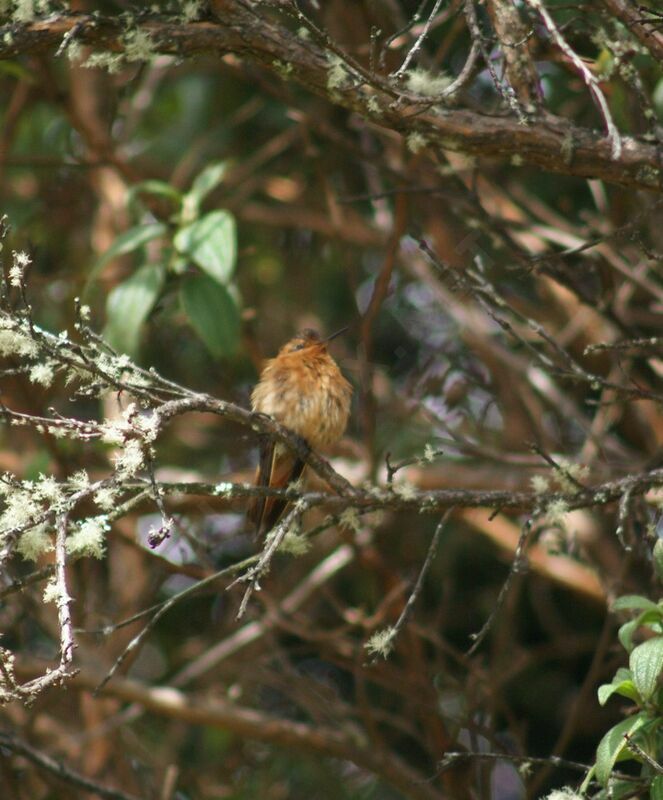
0,7,660,189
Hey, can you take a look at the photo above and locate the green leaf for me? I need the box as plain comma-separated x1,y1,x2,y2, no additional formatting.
0,61,34,81
598,668,640,706
612,596,662,614
653,540,663,584
182,162,226,221
595,713,649,786
652,774,663,800
631,637,663,701
180,274,240,358
127,180,183,218
654,77,663,122
86,223,167,299
104,264,165,356
174,210,237,283
619,619,641,653
579,764,595,795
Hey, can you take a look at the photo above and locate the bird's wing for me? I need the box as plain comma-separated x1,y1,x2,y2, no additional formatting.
247,437,305,538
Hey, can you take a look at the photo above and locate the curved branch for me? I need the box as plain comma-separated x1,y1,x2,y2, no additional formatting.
0,7,660,189
26,666,447,800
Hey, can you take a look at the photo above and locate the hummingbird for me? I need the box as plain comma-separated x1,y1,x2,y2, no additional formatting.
248,327,353,537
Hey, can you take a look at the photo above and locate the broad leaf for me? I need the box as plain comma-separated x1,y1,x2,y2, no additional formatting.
127,180,183,216
182,162,226,221
174,210,236,283
597,669,640,706
654,540,663,584
595,713,649,786
630,637,663,701
104,264,165,356
619,619,641,653
612,596,662,614
180,274,240,358
86,222,167,298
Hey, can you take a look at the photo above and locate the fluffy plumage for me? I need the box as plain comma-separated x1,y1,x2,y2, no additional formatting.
248,329,352,537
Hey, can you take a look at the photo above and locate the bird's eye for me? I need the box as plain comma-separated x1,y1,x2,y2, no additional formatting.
292,342,306,351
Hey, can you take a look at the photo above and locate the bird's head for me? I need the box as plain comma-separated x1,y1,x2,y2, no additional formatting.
279,327,347,355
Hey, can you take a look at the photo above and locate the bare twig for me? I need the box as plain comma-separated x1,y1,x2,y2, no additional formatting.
467,516,534,655
368,509,453,660
0,732,141,800
391,0,445,77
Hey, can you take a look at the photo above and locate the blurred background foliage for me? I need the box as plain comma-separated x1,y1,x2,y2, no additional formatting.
0,1,662,798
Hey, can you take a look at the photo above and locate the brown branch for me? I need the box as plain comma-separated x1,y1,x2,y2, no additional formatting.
484,0,540,109
0,732,141,800
358,190,408,470
154,463,663,516
595,0,663,63
0,8,660,189
49,667,448,800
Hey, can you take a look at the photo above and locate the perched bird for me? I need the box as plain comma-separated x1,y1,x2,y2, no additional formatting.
248,328,352,537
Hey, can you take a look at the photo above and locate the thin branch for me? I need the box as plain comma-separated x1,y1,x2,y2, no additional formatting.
369,509,453,660
92,554,258,693
524,0,622,158
230,503,308,619
0,732,141,800
467,516,534,655
391,0,446,77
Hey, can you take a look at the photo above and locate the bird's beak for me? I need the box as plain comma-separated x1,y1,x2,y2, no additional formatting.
324,326,348,343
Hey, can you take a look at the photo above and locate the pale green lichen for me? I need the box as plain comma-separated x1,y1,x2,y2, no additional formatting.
542,790,584,800
365,626,396,658
133,410,160,442
339,508,362,533
393,480,418,500
280,528,311,556
112,439,145,478
552,458,589,493
546,499,570,525
83,52,124,74
67,516,109,559
35,475,64,506
367,95,381,115
17,525,53,561
0,329,38,358
327,54,351,92
180,0,205,21
273,60,293,78
560,132,575,166
9,250,30,287
68,470,90,491
636,164,659,185
0,489,39,533
93,486,119,511
530,474,549,494
29,362,55,386
405,68,452,97
65,39,83,63
406,132,427,154
42,578,61,604
123,28,156,63
12,0,50,22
